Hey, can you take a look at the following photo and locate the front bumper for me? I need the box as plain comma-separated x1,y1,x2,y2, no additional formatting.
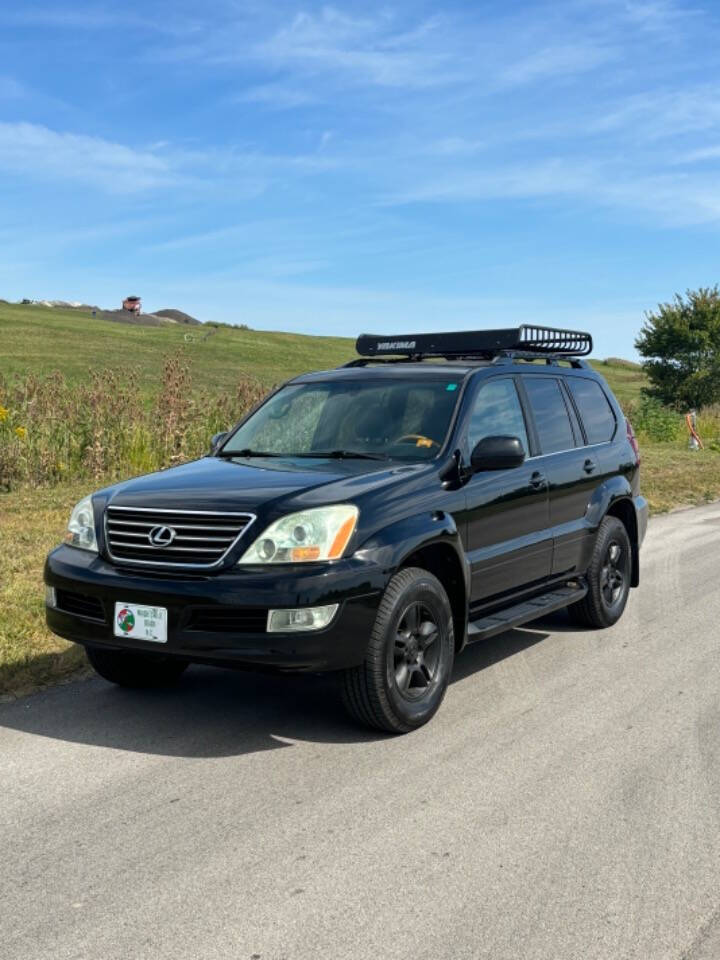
44,545,385,672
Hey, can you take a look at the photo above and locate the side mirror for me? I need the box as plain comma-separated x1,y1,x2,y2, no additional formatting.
470,435,526,472
210,431,228,453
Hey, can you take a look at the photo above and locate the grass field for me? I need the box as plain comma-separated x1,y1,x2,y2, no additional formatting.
1,300,719,697
1,301,355,392
2,300,647,402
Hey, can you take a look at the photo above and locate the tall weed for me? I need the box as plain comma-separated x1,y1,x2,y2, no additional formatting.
631,397,684,443
0,355,267,489
627,396,720,449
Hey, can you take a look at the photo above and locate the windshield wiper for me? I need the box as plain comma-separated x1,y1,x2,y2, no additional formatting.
294,450,390,461
218,448,390,461
216,448,284,458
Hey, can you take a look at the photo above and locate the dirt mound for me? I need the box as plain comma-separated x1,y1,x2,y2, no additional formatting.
98,310,165,327
154,308,201,325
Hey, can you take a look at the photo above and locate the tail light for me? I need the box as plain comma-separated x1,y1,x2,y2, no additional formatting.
626,417,640,464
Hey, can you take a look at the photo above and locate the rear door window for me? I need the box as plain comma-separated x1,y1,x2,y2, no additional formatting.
567,378,617,444
523,377,575,454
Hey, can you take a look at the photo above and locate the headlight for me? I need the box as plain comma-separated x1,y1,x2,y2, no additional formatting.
238,504,359,564
64,495,98,552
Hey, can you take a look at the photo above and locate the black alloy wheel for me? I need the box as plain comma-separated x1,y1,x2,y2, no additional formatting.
392,602,443,702
341,567,455,733
570,515,632,628
600,539,628,611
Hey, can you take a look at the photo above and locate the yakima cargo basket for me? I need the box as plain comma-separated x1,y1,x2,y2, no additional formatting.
355,325,593,360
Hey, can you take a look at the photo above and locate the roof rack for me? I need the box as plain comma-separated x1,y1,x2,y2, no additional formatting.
352,325,593,364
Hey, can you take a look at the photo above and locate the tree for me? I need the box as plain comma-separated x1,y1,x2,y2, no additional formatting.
635,287,720,409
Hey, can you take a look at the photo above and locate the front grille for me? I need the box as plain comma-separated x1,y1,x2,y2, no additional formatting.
105,506,255,569
186,607,268,633
56,589,106,622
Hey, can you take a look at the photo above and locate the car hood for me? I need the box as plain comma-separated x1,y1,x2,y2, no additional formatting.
100,455,429,519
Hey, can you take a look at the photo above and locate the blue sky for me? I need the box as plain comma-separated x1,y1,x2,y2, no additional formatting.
2,0,720,358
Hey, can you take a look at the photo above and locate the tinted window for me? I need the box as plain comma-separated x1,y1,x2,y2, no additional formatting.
560,382,583,445
568,378,617,444
524,377,575,454
468,378,529,455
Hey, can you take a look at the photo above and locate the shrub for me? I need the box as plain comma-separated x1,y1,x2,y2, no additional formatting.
631,397,684,444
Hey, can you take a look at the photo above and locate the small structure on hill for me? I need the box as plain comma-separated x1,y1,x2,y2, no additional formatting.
122,295,142,315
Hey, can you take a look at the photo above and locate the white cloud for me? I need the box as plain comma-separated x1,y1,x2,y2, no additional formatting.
0,121,342,194
592,88,720,140
186,7,467,89
0,122,176,191
386,156,720,227
619,0,697,34
258,9,458,88
388,159,597,205
675,144,720,163
236,82,318,109
496,43,617,88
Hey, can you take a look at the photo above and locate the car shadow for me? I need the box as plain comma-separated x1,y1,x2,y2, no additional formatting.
0,617,564,759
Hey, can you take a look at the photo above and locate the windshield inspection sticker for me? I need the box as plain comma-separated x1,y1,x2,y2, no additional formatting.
446,383,458,391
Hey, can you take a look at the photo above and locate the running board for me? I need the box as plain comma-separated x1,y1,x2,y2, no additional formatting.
466,581,587,644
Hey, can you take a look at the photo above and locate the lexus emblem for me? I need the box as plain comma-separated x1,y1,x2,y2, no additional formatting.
148,525,176,547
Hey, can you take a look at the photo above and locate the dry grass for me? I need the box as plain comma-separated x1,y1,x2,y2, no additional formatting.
0,484,90,698
638,444,720,513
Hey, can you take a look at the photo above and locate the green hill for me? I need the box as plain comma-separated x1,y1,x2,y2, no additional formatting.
0,301,355,392
0,300,646,405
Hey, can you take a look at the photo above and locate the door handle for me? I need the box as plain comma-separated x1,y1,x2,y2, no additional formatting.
530,471,546,490
583,458,597,474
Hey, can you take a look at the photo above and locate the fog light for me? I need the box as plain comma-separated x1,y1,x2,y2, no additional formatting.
45,586,56,608
267,604,339,633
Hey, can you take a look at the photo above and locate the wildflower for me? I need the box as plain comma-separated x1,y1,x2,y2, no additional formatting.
0,406,8,422
14,426,27,439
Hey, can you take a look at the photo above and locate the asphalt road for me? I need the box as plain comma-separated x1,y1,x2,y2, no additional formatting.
3,502,720,960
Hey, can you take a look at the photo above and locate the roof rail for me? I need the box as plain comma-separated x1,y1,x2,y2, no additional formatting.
352,325,593,362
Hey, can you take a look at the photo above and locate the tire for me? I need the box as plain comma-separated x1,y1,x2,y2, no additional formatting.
341,567,455,734
570,516,632,629
86,645,188,688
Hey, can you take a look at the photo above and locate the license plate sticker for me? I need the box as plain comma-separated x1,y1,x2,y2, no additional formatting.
114,602,168,643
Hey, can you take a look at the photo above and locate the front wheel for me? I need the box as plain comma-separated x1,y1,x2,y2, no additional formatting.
341,567,455,733
86,645,188,688
570,516,632,628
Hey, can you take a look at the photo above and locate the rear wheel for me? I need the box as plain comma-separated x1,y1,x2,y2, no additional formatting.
570,516,631,628
341,567,455,733
86,646,188,688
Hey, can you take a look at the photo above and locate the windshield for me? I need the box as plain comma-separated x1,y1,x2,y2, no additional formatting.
220,377,463,461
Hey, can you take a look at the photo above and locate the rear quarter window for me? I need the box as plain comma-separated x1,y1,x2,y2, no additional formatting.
567,378,617,444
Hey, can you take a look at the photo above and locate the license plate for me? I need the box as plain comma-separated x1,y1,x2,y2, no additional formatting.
114,602,168,643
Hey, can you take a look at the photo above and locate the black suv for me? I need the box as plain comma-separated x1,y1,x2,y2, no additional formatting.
45,326,648,733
